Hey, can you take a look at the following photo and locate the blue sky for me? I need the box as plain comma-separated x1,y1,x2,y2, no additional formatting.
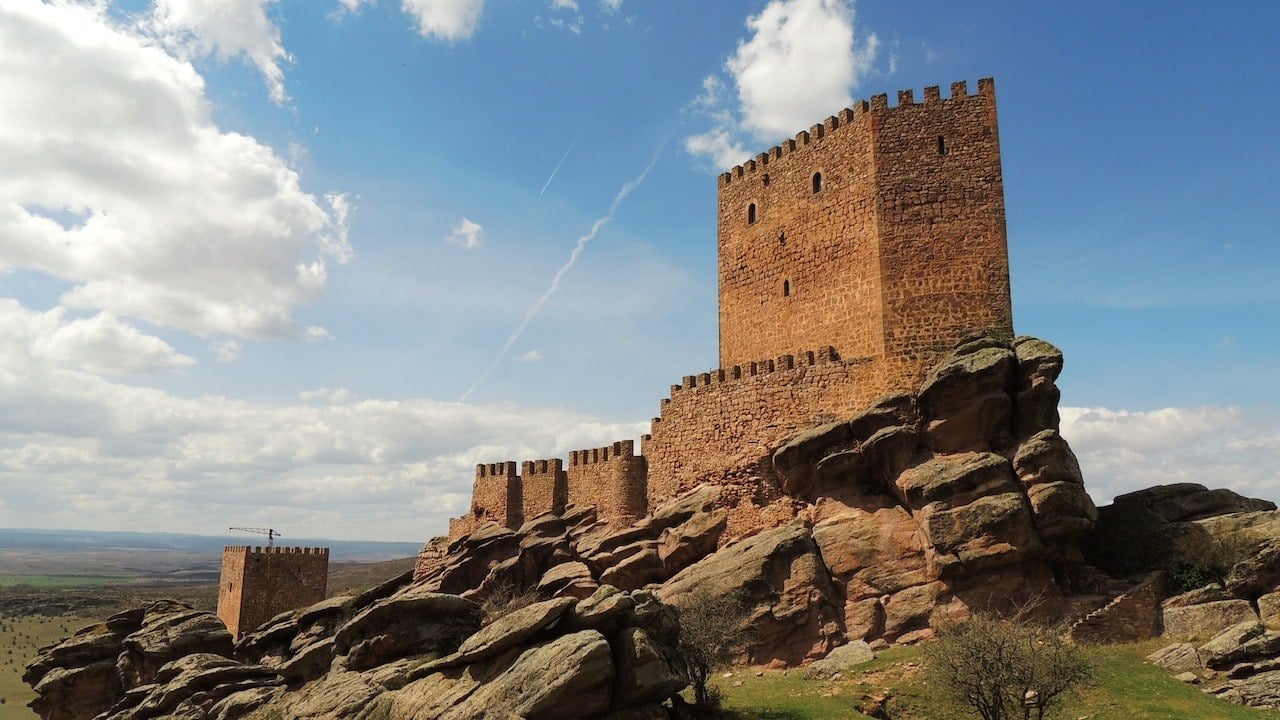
0,0,1277,541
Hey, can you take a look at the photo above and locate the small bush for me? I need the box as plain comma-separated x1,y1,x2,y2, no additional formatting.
674,589,751,711
924,613,1094,720
1168,531,1254,592
477,580,541,623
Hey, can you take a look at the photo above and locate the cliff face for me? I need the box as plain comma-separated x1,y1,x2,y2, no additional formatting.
414,336,1110,662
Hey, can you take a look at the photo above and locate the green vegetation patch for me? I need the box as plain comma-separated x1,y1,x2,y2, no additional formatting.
0,615,91,720
716,641,1276,720
0,575,124,589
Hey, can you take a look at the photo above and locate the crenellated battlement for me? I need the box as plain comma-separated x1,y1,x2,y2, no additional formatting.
718,78,995,187
570,440,638,466
477,461,518,479
224,546,329,556
663,347,851,399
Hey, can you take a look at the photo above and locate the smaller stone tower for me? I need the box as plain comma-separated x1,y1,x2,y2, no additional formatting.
217,546,329,640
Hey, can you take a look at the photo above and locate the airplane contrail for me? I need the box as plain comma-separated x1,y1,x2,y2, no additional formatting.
540,135,579,196
458,146,664,403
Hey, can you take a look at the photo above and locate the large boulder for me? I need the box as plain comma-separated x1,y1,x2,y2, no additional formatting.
1163,600,1260,641
454,597,576,664
117,604,233,688
658,521,842,664
917,339,1015,454
1011,336,1063,441
334,586,483,670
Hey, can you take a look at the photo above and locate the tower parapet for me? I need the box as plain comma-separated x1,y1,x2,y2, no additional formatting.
216,545,329,640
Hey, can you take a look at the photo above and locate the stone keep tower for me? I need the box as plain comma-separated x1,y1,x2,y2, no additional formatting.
217,546,329,640
716,78,1013,399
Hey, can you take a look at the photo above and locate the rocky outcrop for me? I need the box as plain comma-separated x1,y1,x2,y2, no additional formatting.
26,582,687,720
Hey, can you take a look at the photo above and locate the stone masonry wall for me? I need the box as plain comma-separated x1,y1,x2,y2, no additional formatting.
567,441,648,527
873,80,1014,391
643,348,877,507
522,458,568,519
716,78,1012,400
472,462,522,529
216,546,329,640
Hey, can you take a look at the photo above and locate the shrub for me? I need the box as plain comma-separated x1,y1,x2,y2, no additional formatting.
674,588,751,710
477,580,541,624
924,613,1094,720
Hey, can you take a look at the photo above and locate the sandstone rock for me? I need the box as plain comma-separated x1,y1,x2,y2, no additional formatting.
1012,337,1063,440
847,393,918,441
1216,670,1280,709
1260,592,1280,627
452,630,615,720
1226,541,1280,600
276,637,335,684
1147,643,1202,673
455,597,576,664
391,666,486,720
1163,584,1231,609
1163,600,1259,641
1174,671,1200,684
922,492,1043,573
1199,621,1270,669
566,586,634,635
598,541,666,590
626,591,680,646
1115,484,1276,524
612,627,686,707
1012,431,1096,544
773,420,854,491
419,523,521,593
117,604,233,687
334,586,482,670
283,670,388,720
109,653,282,720
896,453,1020,511
917,343,1015,454
804,641,875,679
536,561,597,600
659,521,842,664
29,660,121,720
657,509,727,574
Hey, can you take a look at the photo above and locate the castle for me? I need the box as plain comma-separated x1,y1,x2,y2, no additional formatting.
449,78,1012,540
216,545,329,640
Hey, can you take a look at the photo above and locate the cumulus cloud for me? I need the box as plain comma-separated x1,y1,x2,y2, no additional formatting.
519,349,543,363
445,218,485,249
146,0,293,105
0,300,194,375
552,0,579,9
600,0,622,13
1061,406,1280,507
212,339,243,363
0,2,347,340
0,334,646,539
684,0,879,169
401,0,484,41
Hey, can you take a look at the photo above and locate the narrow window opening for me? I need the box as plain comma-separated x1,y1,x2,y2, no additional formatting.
778,231,786,246
812,172,823,193
747,203,757,224
782,279,791,297
762,173,770,187
937,136,947,156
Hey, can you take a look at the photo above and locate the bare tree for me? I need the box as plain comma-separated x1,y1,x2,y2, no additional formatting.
674,588,750,709
924,613,1094,720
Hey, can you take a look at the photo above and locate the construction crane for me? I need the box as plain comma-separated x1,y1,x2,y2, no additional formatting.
229,527,281,548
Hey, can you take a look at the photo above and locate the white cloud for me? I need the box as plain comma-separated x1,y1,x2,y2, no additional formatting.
1061,406,1280,507
337,0,374,12
445,218,485,249
519,349,543,363
212,339,243,362
600,0,622,13
0,331,646,539
684,0,879,169
552,0,579,9
683,129,751,171
0,2,347,340
146,0,293,105
306,326,335,342
0,300,194,375
401,0,484,41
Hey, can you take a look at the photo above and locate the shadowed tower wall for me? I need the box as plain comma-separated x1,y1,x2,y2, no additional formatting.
217,546,329,640
717,78,1012,398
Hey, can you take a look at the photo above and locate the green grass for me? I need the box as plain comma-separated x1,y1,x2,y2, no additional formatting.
716,641,1279,720
0,575,126,588
0,615,92,720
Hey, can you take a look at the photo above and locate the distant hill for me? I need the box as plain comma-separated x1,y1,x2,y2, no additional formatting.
0,528,422,562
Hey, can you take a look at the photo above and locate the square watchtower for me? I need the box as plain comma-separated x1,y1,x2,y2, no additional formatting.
716,78,1013,398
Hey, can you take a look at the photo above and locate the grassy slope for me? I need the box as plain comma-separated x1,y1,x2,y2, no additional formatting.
0,615,93,720
717,641,1277,720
